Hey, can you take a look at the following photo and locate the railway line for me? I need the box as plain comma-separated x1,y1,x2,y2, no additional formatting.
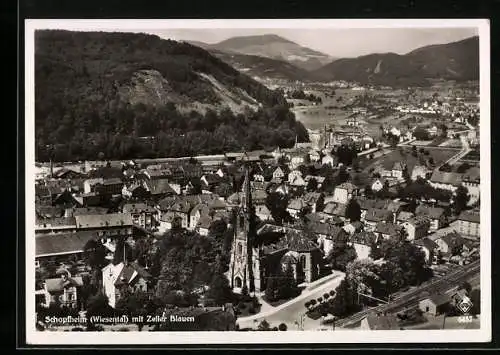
336,259,480,328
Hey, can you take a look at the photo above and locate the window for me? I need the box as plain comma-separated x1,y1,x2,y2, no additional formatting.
300,255,307,269
234,277,242,288
237,243,243,256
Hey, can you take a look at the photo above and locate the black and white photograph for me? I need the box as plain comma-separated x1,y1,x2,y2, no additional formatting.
24,19,490,344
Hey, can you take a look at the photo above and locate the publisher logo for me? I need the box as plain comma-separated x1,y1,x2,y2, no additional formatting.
456,295,473,314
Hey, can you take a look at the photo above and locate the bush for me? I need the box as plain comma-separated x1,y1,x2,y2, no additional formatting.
238,302,247,310
272,327,279,331
119,327,130,331
323,293,330,299
248,307,256,314
329,290,335,296
278,323,288,331
317,297,323,303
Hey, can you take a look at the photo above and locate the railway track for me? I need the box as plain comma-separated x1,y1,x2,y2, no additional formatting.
336,260,480,328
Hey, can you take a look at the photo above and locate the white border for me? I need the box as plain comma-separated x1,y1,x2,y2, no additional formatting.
24,19,491,345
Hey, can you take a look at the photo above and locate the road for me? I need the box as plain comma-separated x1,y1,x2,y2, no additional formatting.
237,272,345,330
335,259,480,328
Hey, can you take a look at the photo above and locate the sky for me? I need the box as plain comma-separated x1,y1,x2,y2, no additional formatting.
142,27,478,58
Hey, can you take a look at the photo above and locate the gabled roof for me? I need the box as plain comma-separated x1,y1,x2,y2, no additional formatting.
122,203,156,214
36,230,98,257
414,237,438,251
285,229,319,253
430,171,463,186
350,231,377,246
36,205,64,219
45,276,84,293
415,205,446,220
365,313,400,330
288,198,305,211
365,208,392,223
396,211,414,222
438,232,465,248
427,294,450,306
323,203,347,217
458,210,480,224
336,182,359,192
144,179,176,195
74,213,133,229
405,216,431,228
375,222,403,237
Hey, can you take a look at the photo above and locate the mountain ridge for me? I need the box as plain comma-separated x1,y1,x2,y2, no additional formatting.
313,36,479,86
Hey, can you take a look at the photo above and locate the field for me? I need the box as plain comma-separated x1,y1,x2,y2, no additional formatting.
361,146,460,173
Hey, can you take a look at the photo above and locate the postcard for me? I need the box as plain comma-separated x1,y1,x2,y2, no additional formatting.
24,18,490,345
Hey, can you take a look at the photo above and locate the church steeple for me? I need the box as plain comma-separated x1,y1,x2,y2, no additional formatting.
241,166,252,213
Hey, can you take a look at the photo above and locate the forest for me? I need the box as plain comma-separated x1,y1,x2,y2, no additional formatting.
34,30,309,162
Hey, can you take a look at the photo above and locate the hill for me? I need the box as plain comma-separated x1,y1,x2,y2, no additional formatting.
210,49,318,82
34,30,308,162
209,34,334,71
313,36,479,87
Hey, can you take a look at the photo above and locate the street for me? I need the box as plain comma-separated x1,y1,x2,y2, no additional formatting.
237,271,345,330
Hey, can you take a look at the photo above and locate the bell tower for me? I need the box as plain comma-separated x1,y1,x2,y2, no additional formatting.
228,166,261,293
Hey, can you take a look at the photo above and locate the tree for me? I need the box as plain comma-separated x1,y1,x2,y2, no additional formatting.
440,163,452,172
453,185,470,214
278,323,287,331
265,192,291,225
206,271,233,306
84,239,107,269
346,198,361,222
457,162,471,174
258,319,271,331
328,279,359,317
413,126,430,140
402,166,411,182
86,292,112,318
306,178,318,192
327,243,357,272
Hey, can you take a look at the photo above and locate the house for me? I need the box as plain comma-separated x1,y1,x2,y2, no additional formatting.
402,216,430,241
321,154,336,167
415,205,447,231
196,215,218,236
343,220,364,235
309,150,321,162
363,208,393,231
411,165,431,181
349,231,377,259
52,168,84,180
429,171,463,193
457,210,480,239
39,268,83,308
84,178,104,194
332,182,361,204
462,167,480,202
143,179,178,199
255,204,273,222
419,294,450,316
414,237,438,264
35,216,78,234
289,174,307,189
288,169,303,183
434,232,470,260
122,183,150,200
102,261,151,308
287,198,306,218
374,222,404,240
396,211,415,224
304,175,326,189
201,174,223,193
370,178,387,192
322,202,348,222
272,166,287,181
94,178,124,196
302,192,324,213
391,162,407,179
360,313,400,330
427,125,438,136
122,203,158,229
312,224,349,256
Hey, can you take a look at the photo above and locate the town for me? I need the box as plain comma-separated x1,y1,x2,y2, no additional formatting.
34,78,481,332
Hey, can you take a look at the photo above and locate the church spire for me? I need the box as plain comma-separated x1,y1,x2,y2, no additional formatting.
241,165,252,212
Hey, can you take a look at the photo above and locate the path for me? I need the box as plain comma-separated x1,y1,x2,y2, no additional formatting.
237,271,345,330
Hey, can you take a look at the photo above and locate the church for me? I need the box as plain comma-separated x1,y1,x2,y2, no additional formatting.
228,167,323,294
